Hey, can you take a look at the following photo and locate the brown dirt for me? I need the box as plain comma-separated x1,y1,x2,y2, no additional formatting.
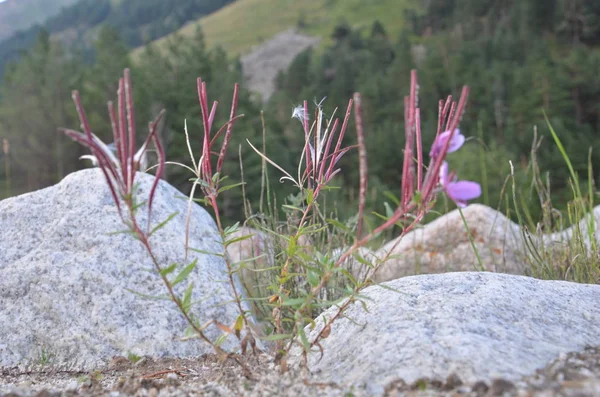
1,347,600,396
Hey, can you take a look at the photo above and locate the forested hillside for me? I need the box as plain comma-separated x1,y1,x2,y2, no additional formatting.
0,0,236,76
0,0,599,226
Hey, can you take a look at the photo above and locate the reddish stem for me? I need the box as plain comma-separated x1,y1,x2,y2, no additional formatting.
217,83,239,175
124,69,136,195
353,93,367,239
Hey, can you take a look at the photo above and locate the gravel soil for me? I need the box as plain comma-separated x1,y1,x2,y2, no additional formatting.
1,347,599,397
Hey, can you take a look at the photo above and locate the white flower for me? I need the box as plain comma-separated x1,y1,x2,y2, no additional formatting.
291,105,308,123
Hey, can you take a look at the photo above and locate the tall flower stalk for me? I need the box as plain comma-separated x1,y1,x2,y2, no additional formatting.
62,69,248,358
249,70,480,362
248,97,356,358
301,71,480,359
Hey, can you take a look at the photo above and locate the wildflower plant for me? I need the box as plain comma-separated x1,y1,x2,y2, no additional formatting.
65,68,480,369
63,69,255,362
246,70,480,363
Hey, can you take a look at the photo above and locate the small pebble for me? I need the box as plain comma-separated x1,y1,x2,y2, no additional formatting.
445,373,463,390
490,378,516,395
471,380,489,395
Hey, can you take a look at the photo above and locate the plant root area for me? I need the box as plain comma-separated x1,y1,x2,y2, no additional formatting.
1,347,600,396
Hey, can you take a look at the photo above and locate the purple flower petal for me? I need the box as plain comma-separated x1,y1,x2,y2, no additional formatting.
447,181,482,202
439,161,449,186
430,129,464,158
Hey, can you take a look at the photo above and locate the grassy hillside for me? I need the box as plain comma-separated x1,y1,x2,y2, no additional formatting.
132,0,418,57
0,0,78,41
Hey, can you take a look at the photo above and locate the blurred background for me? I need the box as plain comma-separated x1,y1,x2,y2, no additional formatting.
0,0,599,227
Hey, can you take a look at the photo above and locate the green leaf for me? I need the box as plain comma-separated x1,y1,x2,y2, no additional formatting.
182,282,194,312
287,236,297,257
189,247,224,257
234,314,244,337
297,325,310,351
281,204,304,212
371,211,389,221
159,263,177,276
107,229,136,236
238,262,277,271
384,202,395,219
262,333,293,341
382,190,401,206
218,182,245,194
319,185,341,191
307,269,320,287
215,333,229,347
149,211,179,237
172,259,198,286
338,268,358,287
306,189,314,205
326,218,351,233
223,222,240,236
377,283,410,296
281,297,306,307
182,325,200,340
125,288,171,301
224,234,254,247
189,197,210,206
353,253,375,268
359,299,370,313
190,177,211,188
131,199,148,212
412,191,422,206
127,352,142,364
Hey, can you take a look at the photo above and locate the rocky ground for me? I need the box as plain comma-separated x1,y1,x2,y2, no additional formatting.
1,346,599,397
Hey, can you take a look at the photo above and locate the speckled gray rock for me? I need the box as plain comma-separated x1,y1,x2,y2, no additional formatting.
373,204,600,283
373,204,525,282
543,204,600,249
298,272,600,396
0,168,245,369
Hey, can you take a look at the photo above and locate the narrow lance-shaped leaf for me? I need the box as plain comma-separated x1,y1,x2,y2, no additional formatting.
234,314,244,339
172,258,198,286
159,263,177,276
148,210,179,238
182,282,194,312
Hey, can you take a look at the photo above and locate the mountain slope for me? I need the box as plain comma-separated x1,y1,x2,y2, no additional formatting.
0,0,79,42
132,0,418,57
0,0,235,76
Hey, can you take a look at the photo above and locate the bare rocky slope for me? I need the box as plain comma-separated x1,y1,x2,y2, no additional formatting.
240,28,320,102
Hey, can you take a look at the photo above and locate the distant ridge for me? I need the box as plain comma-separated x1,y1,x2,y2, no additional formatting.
0,0,78,42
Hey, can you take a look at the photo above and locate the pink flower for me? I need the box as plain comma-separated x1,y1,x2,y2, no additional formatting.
439,161,481,208
430,129,465,158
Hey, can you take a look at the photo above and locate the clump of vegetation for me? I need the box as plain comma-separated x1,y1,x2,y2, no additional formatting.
510,119,600,284
63,68,479,365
